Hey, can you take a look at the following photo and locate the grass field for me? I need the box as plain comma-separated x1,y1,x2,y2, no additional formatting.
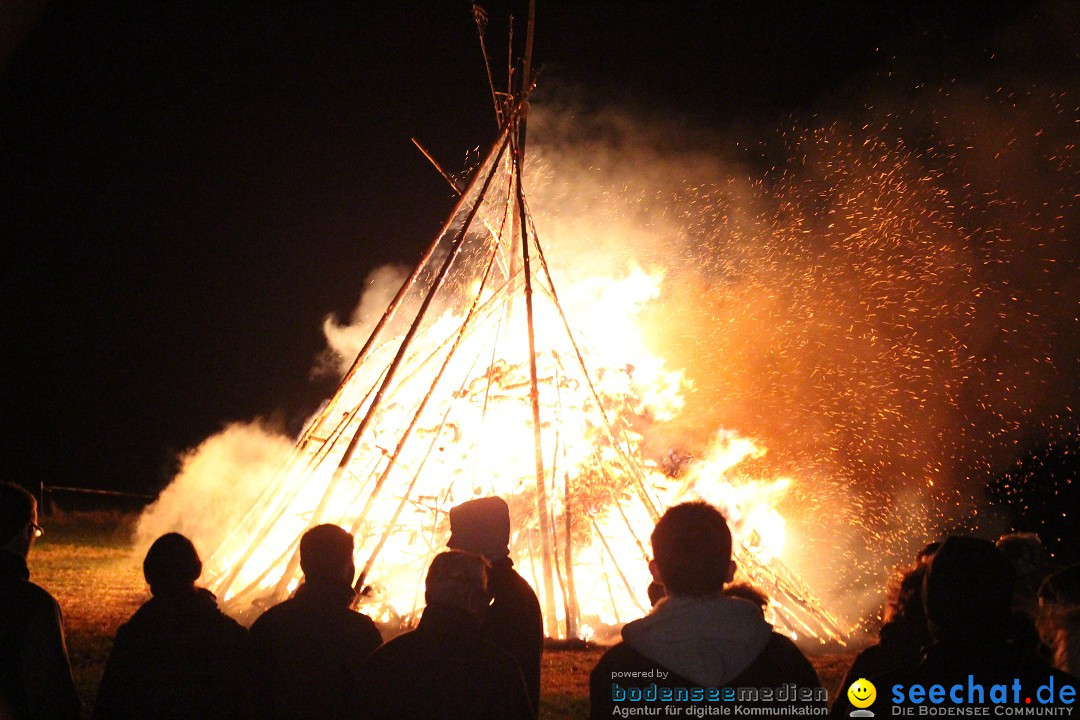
28,512,852,719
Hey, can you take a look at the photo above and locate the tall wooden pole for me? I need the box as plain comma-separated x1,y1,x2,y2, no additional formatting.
515,139,557,637
563,471,580,638
513,0,559,638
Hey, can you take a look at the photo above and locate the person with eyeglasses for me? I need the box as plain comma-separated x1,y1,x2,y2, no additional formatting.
0,482,80,720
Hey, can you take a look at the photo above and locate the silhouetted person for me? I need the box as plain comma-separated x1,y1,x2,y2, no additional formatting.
0,483,79,720
359,550,532,720
249,524,381,720
831,544,937,718
590,502,822,719
998,532,1055,619
846,536,1075,714
997,532,1056,661
447,496,543,716
1046,607,1080,678
1039,565,1080,677
94,532,247,720
723,581,770,613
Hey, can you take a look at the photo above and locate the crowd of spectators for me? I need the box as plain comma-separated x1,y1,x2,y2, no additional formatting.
1,480,1077,719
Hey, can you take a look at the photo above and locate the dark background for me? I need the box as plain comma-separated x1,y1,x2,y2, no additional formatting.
1,0,1070,528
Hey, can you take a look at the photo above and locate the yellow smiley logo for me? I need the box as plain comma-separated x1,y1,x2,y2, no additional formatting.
847,678,876,709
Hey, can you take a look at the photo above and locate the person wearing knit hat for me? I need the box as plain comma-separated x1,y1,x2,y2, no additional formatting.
448,497,543,717
94,533,248,719
142,532,203,597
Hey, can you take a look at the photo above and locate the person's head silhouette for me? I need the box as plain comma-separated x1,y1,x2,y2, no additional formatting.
299,524,355,584
143,533,202,598
649,501,736,598
425,550,490,618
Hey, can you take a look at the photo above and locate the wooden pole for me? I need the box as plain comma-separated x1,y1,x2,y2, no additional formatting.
513,131,558,637
470,2,503,125
599,548,621,626
521,0,536,106
411,137,511,280
563,470,580,638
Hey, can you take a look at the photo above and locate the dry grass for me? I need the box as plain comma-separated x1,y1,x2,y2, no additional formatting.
28,513,853,720
541,647,598,719
29,512,147,718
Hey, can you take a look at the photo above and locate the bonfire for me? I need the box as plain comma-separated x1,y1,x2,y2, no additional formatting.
199,6,845,644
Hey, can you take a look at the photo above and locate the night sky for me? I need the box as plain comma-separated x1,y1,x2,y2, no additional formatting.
1,1,1066,500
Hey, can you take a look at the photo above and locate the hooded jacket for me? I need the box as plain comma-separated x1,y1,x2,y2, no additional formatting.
590,596,822,718
484,556,543,716
447,497,544,716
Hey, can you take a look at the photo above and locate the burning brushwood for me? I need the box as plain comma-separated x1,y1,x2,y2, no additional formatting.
193,102,848,645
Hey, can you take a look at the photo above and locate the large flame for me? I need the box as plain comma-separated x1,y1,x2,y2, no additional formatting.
199,133,844,642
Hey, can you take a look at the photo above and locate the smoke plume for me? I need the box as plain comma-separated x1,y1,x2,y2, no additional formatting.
134,422,293,562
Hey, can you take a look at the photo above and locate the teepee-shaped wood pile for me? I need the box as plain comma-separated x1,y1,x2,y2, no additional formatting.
200,4,846,644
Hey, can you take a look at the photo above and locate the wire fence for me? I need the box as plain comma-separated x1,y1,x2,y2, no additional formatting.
39,482,156,508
